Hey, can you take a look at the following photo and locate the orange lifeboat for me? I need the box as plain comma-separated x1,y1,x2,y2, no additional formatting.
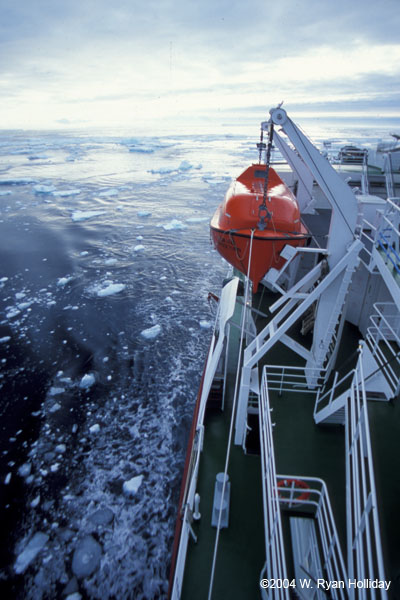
210,164,309,292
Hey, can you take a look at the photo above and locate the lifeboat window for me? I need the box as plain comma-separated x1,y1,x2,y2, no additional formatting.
254,169,267,179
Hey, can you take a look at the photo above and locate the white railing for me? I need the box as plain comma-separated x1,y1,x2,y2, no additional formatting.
346,344,387,599
264,365,327,397
366,302,400,396
260,370,347,599
375,198,400,276
276,476,348,600
313,369,353,420
259,370,290,599
170,424,204,600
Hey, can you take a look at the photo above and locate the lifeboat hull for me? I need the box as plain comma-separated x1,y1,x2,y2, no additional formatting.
210,164,309,291
210,228,307,292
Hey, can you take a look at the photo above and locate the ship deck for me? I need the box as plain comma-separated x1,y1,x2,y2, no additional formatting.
178,275,400,598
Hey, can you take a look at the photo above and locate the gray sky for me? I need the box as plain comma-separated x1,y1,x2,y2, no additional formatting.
1,0,399,130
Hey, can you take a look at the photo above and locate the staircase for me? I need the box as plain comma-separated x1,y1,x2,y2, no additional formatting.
235,240,362,445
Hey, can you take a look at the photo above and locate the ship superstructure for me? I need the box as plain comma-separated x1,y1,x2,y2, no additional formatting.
169,107,400,600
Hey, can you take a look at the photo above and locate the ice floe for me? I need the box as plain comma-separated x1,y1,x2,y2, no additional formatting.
79,373,96,389
123,474,144,497
88,507,114,526
186,217,208,223
34,184,56,194
71,535,102,579
53,189,81,197
71,210,106,222
133,244,145,252
95,282,126,297
137,210,152,217
98,189,119,197
140,324,161,339
14,532,49,574
162,219,186,231
199,320,213,329
57,276,74,287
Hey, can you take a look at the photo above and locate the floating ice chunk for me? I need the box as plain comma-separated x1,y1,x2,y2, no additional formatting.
5,472,11,484
178,160,193,171
71,210,106,222
123,475,143,497
0,336,11,343
71,535,102,579
88,507,114,526
133,244,145,252
128,146,154,153
49,402,61,413
199,320,213,329
89,423,100,434
30,495,40,508
6,307,21,319
29,154,49,161
53,189,81,197
0,177,36,185
66,593,82,600
57,276,74,287
136,235,143,240
104,258,117,266
0,190,12,196
79,373,96,389
34,184,56,194
96,283,126,297
163,219,186,231
186,217,208,223
140,324,161,339
49,386,65,396
148,167,174,175
56,444,66,454
15,291,26,299
50,463,60,472
99,189,118,197
137,210,152,217
18,462,32,478
14,532,49,574
17,300,33,310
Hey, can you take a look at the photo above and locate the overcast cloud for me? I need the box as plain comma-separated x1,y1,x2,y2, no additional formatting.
0,0,399,130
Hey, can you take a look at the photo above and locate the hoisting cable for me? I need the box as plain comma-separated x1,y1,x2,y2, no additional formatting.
257,120,274,231
207,229,255,600
257,126,266,164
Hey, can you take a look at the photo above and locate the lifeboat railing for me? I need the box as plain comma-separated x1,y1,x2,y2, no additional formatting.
346,343,388,598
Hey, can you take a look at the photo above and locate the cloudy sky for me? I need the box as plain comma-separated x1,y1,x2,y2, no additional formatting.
1,0,399,130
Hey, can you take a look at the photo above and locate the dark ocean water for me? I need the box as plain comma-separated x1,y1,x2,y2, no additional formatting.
0,118,398,599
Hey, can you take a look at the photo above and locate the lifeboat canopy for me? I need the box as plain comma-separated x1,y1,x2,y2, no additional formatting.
210,164,309,291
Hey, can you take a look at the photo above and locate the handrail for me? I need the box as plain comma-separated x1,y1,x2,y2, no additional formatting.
259,370,290,599
275,475,348,600
346,343,388,598
366,302,400,395
313,369,354,417
264,364,326,397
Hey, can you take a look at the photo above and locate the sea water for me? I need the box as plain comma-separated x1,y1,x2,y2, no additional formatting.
0,116,398,599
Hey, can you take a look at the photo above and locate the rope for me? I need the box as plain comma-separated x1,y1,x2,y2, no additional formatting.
207,229,255,600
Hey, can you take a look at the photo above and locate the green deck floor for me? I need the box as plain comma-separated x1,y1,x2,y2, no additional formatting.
178,276,400,598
